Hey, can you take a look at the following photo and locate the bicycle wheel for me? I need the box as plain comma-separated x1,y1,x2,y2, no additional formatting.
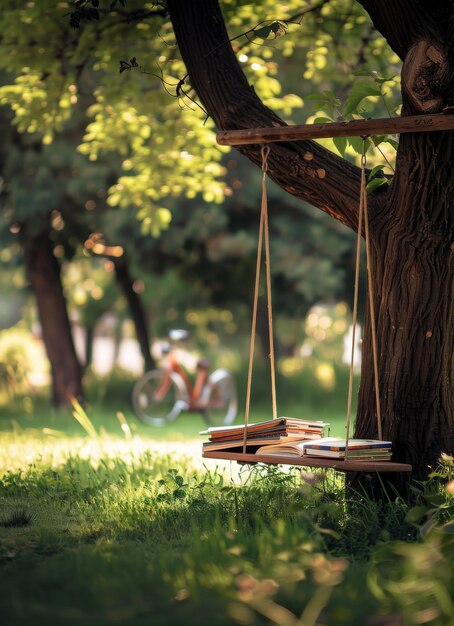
202,369,238,426
131,369,188,426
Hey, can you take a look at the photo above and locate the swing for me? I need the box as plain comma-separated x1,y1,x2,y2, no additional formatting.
202,125,419,473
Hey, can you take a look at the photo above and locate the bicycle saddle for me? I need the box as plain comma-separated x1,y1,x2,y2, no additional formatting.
168,329,189,341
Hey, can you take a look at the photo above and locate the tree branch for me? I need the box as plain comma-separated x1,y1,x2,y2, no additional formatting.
167,0,378,232
358,1,454,61
358,2,454,113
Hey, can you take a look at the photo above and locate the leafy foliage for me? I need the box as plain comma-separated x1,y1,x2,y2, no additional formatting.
0,0,402,235
0,0,405,402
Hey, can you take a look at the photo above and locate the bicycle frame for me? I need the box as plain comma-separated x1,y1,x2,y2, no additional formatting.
154,349,208,408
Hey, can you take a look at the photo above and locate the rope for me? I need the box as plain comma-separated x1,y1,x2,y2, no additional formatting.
263,151,278,421
242,145,276,453
345,139,383,459
363,161,383,440
344,145,366,460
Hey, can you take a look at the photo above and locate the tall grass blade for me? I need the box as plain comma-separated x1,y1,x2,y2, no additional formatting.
70,397,99,439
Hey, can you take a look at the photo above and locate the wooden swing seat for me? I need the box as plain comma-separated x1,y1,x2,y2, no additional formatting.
202,449,412,473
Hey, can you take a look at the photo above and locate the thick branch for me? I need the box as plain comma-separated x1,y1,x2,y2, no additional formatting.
358,1,452,60
167,0,376,232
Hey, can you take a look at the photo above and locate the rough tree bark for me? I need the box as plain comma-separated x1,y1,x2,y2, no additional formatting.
167,0,454,494
22,229,83,407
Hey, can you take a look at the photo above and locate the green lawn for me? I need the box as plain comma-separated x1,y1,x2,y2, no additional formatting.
0,395,452,626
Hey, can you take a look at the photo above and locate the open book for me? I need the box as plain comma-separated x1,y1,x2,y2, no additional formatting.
255,437,339,457
255,438,392,459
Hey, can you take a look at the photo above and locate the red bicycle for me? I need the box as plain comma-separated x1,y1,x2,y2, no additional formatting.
131,330,237,426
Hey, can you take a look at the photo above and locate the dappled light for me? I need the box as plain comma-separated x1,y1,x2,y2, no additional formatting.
0,0,452,623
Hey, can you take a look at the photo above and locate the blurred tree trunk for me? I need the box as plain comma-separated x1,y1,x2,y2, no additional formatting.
22,230,83,407
113,256,155,372
84,324,94,370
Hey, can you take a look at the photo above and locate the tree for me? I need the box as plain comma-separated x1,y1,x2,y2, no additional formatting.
0,129,93,406
0,68,159,403
1,1,452,489
165,1,453,492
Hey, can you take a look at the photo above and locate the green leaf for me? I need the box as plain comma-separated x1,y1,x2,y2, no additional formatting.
371,134,387,147
343,82,382,117
348,136,365,155
253,24,274,39
313,116,334,125
307,91,341,107
366,178,389,193
385,138,399,150
405,506,429,524
352,70,395,84
426,493,448,507
253,21,287,41
333,136,347,156
368,165,385,179
173,488,186,499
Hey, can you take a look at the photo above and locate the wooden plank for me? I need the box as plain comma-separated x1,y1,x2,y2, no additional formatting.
202,450,412,473
216,113,454,145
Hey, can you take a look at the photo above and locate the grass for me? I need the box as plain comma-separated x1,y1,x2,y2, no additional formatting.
0,390,453,626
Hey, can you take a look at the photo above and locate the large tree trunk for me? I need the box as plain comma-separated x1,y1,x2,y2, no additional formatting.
113,256,155,372
167,0,454,493
356,130,454,493
22,230,83,407
355,1,454,492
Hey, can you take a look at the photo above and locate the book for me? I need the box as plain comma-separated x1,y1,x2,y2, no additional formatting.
304,438,392,460
254,438,392,460
200,417,328,438
201,417,329,453
254,437,339,457
305,449,392,460
202,432,323,452
304,439,392,452
205,429,325,443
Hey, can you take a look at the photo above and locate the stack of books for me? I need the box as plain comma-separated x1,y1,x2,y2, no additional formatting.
201,417,329,453
255,437,392,460
304,438,392,460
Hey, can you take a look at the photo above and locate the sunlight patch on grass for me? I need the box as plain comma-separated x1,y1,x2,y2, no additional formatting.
0,433,204,475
